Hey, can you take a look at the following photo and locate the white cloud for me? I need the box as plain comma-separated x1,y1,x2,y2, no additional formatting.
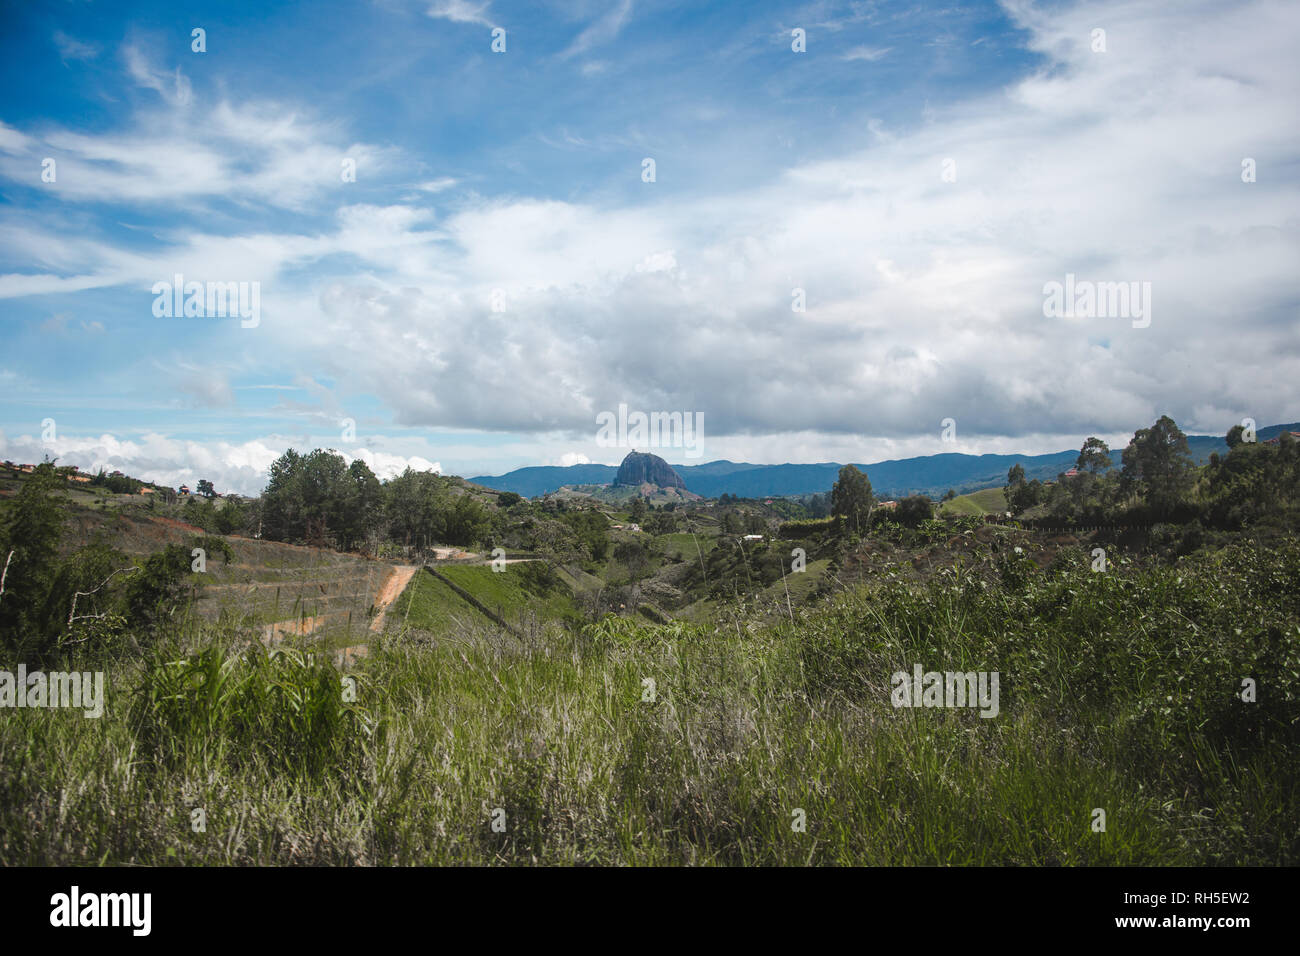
0,66,392,209
0,430,443,497
425,1,495,27
123,43,192,106
842,45,891,62
2,0,1297,472
53,31,98,63
416,177,459,192
561,0,633,59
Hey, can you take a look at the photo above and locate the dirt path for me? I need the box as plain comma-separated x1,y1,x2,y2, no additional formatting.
370,565,418,633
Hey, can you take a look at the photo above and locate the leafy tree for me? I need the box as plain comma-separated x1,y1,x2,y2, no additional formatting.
831,465,873,534
496,491,523,508
628,497,647,523
1225,424,1247,449
214,499,244,535
1004,464,1042,515
263,448,384,548
941,489,957,503
613,539,650,582
1121,416,1195,514
645,510,679,535
121,544,194,629
561,510,610,561
1206,431,1300,529
0,464,67,650
895,495,933,526
442,495,490,547
337,459,383,551
261,449,305,541
197,479,216,498
1075,437,1113,474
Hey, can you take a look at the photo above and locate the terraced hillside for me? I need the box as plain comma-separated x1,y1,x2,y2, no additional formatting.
54,506,405,647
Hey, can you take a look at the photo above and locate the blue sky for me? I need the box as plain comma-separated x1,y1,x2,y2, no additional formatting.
1,0,1297,494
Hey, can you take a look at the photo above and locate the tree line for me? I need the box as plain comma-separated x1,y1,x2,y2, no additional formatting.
1002,415,1300,530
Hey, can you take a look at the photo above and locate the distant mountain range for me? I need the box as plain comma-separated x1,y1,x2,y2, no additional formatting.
470,423,1298,500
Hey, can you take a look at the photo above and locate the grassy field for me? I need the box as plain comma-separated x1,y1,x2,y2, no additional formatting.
940,486,1008,516
391,563,576,635
658,530,718,563
4,536,1295,865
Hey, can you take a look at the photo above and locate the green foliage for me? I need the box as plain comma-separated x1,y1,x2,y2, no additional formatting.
213,499,245,535
0,463,66,650
894,495,933,526
1004,464,1042,515
1076,436,1114,474
1,474,215,658
120,544,194,630
131,642,370,780
193,535,234,566
777,517,838,539
3,536,1299,865
831,464,873,534
91,469,144,495
559,510,610,561
1121,415,1195,515
1205,433,1300,531
263,448,384,550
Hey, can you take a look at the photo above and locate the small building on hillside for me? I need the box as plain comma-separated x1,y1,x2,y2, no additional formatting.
1265,431,1300,444
178,484,191,496
877,500,898,510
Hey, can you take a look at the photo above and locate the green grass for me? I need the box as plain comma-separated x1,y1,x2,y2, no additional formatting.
659,531,718,562
941,487,1008,516
760,557,832,607
391,563,576,635
388,568,474,633
2,538,1297,865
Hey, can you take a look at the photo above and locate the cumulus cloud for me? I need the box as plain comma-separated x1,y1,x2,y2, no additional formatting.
0,430,443,497
1,0,1297,475
287,0,1295,448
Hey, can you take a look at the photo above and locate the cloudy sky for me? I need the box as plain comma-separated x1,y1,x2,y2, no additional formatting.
1,0,1297,495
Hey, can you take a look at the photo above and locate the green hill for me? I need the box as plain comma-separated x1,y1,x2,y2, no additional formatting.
940,487,1007,516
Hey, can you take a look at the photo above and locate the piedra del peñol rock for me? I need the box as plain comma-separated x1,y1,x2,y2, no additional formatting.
613,451,687,490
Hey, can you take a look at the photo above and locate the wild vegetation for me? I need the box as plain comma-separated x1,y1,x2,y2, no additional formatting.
0,415,1296,865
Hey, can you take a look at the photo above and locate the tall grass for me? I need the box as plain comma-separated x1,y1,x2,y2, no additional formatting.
1,540,1295,865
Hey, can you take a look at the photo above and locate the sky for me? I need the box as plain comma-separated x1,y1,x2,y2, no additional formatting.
0,0,1297,496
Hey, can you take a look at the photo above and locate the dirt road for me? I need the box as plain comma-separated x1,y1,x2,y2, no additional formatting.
369,565,419,632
